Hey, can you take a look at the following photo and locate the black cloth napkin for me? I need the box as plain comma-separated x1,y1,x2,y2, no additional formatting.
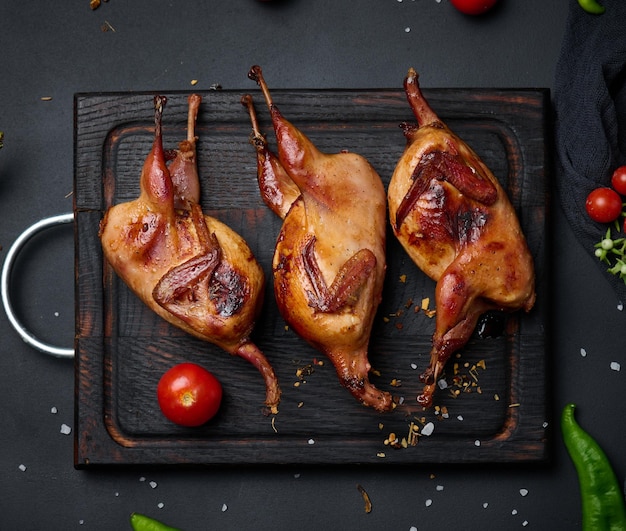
555,0,626,300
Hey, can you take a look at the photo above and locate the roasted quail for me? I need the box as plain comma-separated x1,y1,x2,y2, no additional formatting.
99,94,281,413
242,66,393,412
387,68,536,407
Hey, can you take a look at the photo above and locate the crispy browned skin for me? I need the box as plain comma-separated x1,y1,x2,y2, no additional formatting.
388,68,536,407
242,66,393,412
99,94,280,413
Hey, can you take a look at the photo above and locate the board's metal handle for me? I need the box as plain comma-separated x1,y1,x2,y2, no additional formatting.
1,213,75,359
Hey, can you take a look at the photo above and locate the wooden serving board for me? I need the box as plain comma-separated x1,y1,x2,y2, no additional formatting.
74,88,549,467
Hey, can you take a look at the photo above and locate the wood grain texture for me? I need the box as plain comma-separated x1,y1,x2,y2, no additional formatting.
74,88,549,467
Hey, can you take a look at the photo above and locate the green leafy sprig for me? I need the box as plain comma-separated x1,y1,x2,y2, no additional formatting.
594,226,626,283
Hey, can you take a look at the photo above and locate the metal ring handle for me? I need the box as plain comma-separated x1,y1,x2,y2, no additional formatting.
1,213,75,359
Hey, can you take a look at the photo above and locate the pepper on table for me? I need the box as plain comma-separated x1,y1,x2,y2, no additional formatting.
561,403,626,530
130,512,183,531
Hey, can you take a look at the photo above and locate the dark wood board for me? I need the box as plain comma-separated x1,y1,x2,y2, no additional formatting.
74,88,550,467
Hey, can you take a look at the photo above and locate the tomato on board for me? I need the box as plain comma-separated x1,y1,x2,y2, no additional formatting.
157,363,223,427
585,187,623,224
449,0,498,15
611,166,626,196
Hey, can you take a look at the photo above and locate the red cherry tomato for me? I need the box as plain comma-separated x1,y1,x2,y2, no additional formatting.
585,187,623,223
611,165,626,196
449,0,498,15
157,363,222,427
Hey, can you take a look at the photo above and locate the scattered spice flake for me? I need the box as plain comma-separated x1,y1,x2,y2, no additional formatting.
399,274,407,283
90,0,100,9
40,96,53,101
509,403,521,408
357,484,372,514
395,322,404,330
390,378,401,387
101,21,116,32
190,79,198,86
271,416,278,433
405,297,414,309
297,401,304,408
610,361,621,371
376,452,386,458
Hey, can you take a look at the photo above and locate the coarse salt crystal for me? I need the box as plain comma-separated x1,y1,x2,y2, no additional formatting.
474,439,481,447
139,477,146,482
618,301,624,311
410,363,418,370
404,27,411,33
157,502,164,509
425,499,433,507
610,361,621,371
149,481,157,489
542,421,549,429
410,527,418,531
436,485,444,491
520,488,528,497
457,415,464,421
54,311,59,317
294,473,301,479
60,423,72,435
18,464,27,472
580,348,587,357
512,509,518,515
482,502,489,509
421,422,435,436
308,438,315,445
437,379,448,390
50,407,57,414
221,503,228,512
79,520,84,525
523,521,529,527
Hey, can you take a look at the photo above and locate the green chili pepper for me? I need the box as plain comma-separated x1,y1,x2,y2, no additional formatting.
130,512,183,531
577,0,606,15
561,403,626,531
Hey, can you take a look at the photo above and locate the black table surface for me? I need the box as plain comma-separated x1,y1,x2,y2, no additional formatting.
2,0,624,529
